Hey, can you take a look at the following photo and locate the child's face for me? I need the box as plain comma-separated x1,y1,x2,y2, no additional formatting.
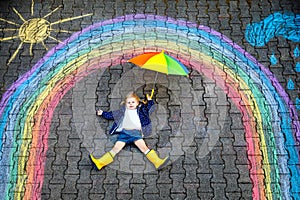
126,97,139,110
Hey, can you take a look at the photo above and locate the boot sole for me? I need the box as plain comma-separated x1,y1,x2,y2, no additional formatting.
157,157,170,170
89,154,100,171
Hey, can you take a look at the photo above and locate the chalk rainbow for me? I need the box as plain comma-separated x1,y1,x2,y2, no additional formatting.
0,14,299,199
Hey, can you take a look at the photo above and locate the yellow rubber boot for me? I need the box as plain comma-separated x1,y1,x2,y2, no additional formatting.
89,152,114,170
146,149,169,170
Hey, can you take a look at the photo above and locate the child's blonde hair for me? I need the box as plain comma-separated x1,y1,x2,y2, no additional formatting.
121,91,140,105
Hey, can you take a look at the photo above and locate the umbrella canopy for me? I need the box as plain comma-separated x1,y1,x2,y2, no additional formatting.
128,50,189,76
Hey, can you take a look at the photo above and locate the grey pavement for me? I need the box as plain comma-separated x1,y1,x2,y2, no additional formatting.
0,0,300,199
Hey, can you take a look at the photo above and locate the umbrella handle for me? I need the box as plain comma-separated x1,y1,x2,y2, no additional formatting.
147,88,155,100
151,88,154,98
149,72,158,99
151,71,158,98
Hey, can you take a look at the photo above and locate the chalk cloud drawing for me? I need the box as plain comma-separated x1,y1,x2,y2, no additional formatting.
245,12,300,46
246,12,300,109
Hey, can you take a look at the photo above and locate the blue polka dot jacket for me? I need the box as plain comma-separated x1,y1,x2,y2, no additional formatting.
101,100,155,137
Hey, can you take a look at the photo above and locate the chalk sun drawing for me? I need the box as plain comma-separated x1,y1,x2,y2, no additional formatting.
0,0,92,64
0,14,299,199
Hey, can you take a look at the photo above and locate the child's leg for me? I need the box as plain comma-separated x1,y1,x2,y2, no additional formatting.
134,139,169,170
134,139,150,154
90,141,126,170
111,141,126,156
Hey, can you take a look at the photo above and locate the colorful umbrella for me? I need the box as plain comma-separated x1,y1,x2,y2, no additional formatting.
128,50,189,97
128,50,189,76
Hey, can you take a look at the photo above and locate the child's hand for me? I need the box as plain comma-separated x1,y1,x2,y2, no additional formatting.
146,89,154,100
96,109,103,116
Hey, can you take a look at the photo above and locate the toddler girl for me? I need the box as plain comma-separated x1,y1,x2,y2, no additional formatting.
89,91,169,170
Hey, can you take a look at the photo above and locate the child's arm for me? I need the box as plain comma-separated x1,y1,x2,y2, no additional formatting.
96,109,114,120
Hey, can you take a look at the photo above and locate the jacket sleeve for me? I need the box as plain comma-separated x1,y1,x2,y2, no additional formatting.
101,111,114,120
146,100,155,113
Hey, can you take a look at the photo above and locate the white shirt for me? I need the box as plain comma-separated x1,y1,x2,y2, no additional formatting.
116,109,142,131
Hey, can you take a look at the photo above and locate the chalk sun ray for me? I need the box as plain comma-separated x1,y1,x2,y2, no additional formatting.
0,18,20,26
0,36,19,41
8,42,24,64
12,8,26,22
41,41,48,51
43,5,63,19
50,13,92,25
0,28,19,31
48,36,62,43
51,29,72,33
